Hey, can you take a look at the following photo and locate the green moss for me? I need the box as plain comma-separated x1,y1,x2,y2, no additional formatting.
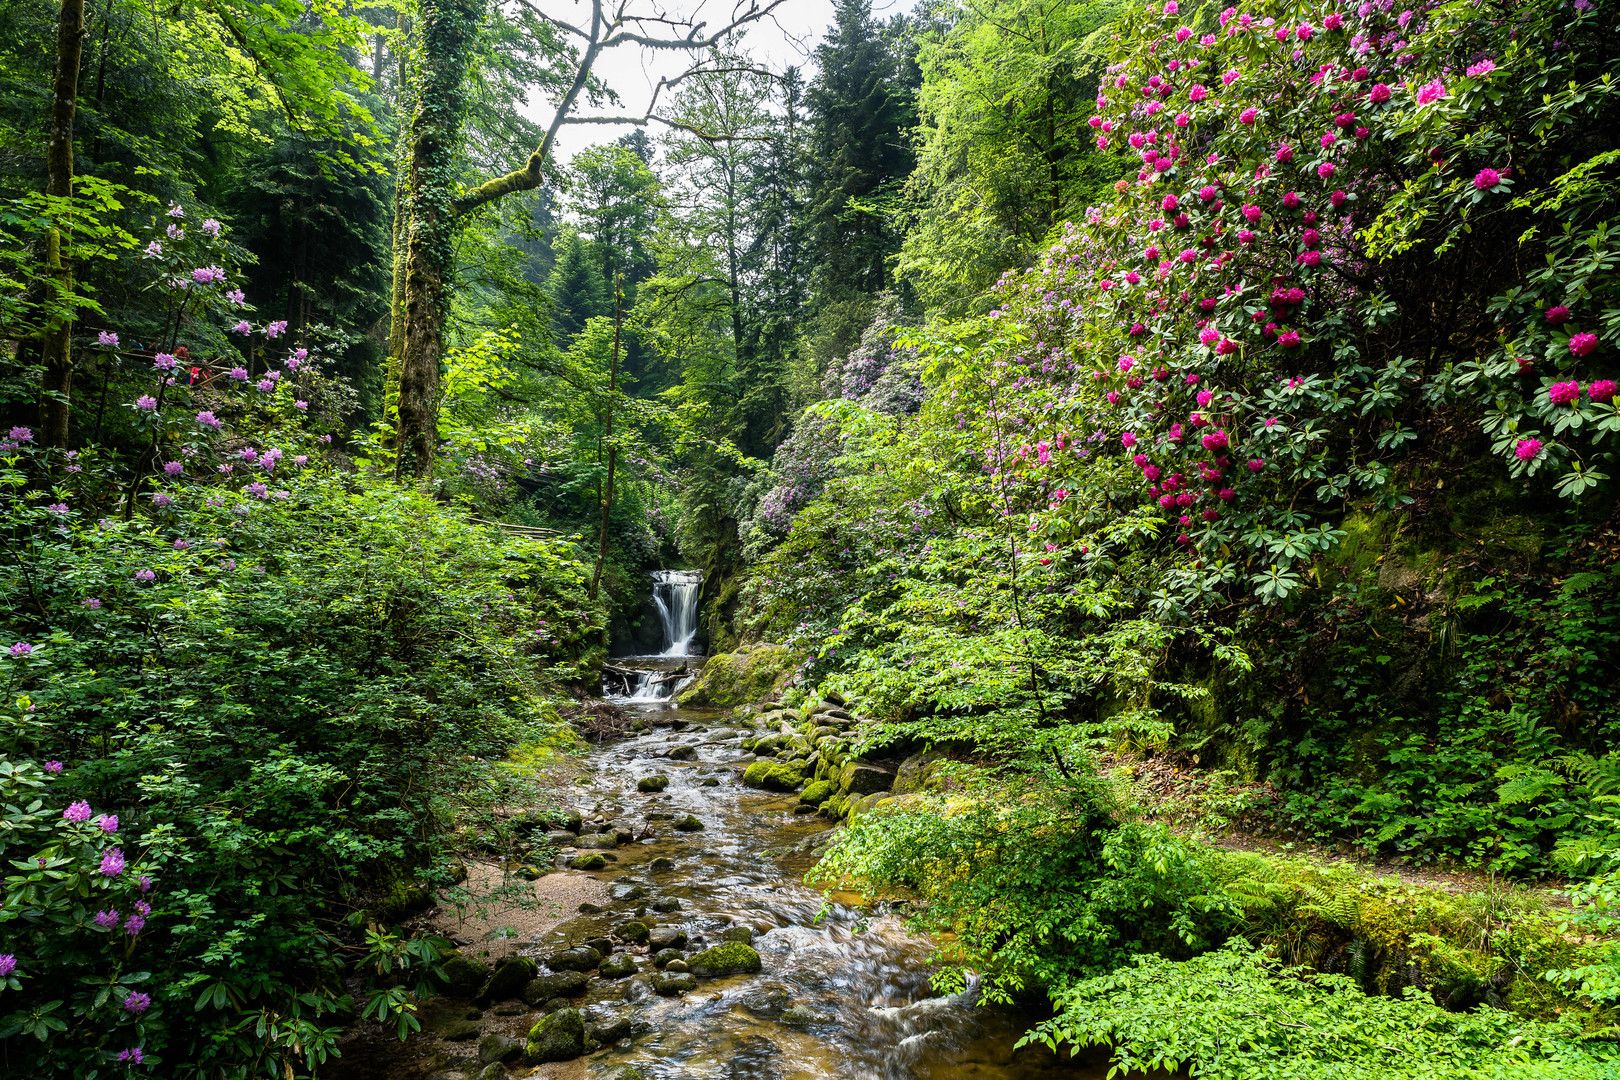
800,780,833,805
678,645,795,707
687,940,762,976
524,1006,584,1063
742,760,804,791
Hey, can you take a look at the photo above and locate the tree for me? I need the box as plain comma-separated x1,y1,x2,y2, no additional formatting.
897,0,1121,316
548,229,608,345
805,0,919,313
390,0,792,478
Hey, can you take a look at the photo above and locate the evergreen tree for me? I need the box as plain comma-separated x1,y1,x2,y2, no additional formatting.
805,0,919,309
548,230,608,345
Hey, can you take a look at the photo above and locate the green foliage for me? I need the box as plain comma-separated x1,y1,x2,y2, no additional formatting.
1025,941,1617,1080
0,408,597,1074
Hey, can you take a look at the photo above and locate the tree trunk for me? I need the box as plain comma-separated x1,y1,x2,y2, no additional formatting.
394,0,482,479
590,276,623,601
39,0,87,449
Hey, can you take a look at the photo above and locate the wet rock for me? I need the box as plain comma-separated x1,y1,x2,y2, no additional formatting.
491,1002,526,1016
652,971,698,996
700,777,721,787
779,1004,834,1026
688,941,762,977
648,926,688,950
663,958,689,973
598,953,639,979
589,1014,633,1044
578,901,604,914
673,814,705,832
652,948,684,968
521,970,588,1005
609,882,647,902
545,947,601,973
741,987,792,1016
821,690,848,707
438,953,489,997
609,1067,646,1080
792,804,817,815
666,744,697,761
568,852,608,870
583,936,614,955
650,897,682,914
536,831,580,849
645,810,676,821
474,957,537,1005
649,857,675,872
477,1034,523,1065
637,775,669,793
616,919,650,944
541,997,571,1013
742,760,803,792
719,926,754,945
574,832,620,850
524,1007,585,1063
614,827,636,844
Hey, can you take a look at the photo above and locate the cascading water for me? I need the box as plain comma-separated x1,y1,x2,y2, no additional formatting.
652,569,702,657
605,570,704,705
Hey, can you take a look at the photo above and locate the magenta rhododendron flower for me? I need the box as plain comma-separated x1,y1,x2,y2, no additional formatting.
1548,381,1581,406
1282,192,1302,209
1247,458,1266,472
1514,438,1543,460
1588,380,1616,403
1317,163,1336,179
1414,79,1447,106
1324,12,1343,29
1570,332,1598,356
1474,168,1501,190
123,991,151,1014
1278,331,1302,347
1369,82,1392,103
1466,59,1496,77
1121,432,1138,448
45,760,64,773
1240,107,1259,124
1545,305,1570,324
1276,144,1294,163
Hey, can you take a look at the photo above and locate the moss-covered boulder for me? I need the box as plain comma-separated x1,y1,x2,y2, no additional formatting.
545,946,601,973
719,926,755,945
568,852,607,870
678,645,794,707
673,814,705,831
598,953,639,979
742,760,803,791
688,941,762,977
637,775,669,793
439,952,489,997
616,919,650,944
524,1007,585,1063
840,760,895,796
521,970,588,1005
892,750,947,796
652,971,698,995
799,780,833,806
475,956,537,1004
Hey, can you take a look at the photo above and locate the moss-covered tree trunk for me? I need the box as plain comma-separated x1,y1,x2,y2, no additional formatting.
394,0,481,479
39,0,86,449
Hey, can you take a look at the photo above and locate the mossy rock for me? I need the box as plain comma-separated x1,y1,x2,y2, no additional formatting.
616,920,650,944
475,956,538,1005
521,970,587,1005
574,833,619,850
545,947,601,973
439,952,489,997
652,971,698,995
598,953,639,979
677,645,795,708
742,760,803,792
688,941,762,977
825,792,848,818
637,775,669,793
719,926,755,945
673,814,705,831
799,780,833,806
568,852,608,870
524,1007,585,1063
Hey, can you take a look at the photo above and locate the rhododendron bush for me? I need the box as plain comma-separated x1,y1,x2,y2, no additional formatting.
954,0,1618,601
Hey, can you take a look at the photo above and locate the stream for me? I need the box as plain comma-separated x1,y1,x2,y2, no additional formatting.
337,571,1125,1079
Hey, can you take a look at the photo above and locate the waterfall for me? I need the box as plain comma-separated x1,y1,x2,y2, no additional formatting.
651,569,702,657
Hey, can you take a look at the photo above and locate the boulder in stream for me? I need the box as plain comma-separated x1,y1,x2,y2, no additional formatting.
574,833,619,850
567,852,607,870
438,953,489,997
779,1004,835,1026
798,780,833,806
666,744,697,760
719,926,755,945
474,956,536,1005
545,947,601,973
673,814,705,831
598,953,639,979
477,1034,523,1065
648,926,688,950
637,774,670,793
688,941,762,977
652,971,698,995
524,1007,585,1063
609,882,647,902
742,760,803,791
616,919,650,943
521,970,588,1005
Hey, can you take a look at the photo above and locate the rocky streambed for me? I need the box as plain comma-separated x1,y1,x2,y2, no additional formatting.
333,692,1115,1080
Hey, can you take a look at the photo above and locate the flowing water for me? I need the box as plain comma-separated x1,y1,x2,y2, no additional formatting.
540,694,1123,1080
650,570,703,659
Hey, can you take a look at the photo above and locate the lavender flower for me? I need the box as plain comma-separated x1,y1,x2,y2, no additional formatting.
9,642,32,658
64,800,92,823
226,289,246,306
196,410,222,429
122,991,151,1013
45,760,64,773
99,848,125,877
8,426,31,442
134,569,156,582
116,1048,143,1065
123,913,146,936
0,955,15,978
201,218,222,237
94,909,121,929
135,395,158,412
144,240,163,257
228,366,248,381
96,814,118,833
99,331,120,347
163,461,184,476
153,353,178,371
